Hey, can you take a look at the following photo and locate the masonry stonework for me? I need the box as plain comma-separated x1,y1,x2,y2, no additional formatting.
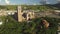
17,6,35,22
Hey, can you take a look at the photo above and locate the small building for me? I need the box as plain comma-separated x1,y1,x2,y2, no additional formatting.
0,10,17,16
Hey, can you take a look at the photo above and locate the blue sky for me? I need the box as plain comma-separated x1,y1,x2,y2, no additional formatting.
0,0,59,5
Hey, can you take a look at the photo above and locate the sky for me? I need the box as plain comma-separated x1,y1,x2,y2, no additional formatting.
0,0,59,5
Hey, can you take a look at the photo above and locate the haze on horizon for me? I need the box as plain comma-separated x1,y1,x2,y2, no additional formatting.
0,0,59,5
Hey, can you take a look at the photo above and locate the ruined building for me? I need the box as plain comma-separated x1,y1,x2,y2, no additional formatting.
17,6,35,22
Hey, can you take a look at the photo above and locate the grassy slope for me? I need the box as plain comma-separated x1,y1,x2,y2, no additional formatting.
0,16,59,34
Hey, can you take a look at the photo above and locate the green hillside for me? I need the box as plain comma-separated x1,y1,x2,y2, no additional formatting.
0,16,59,34
0,5,60,11
0,5,53,11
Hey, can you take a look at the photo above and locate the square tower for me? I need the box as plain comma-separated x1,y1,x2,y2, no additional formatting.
17,6,23,22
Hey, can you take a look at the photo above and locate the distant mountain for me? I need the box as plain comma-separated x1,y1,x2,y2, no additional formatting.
52,3,60,9
53,3,60,6
46,3,60,10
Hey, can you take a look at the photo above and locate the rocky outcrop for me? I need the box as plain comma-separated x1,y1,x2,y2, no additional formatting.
42,19,49,28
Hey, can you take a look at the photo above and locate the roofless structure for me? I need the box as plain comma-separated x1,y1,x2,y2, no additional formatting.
17,6,35,22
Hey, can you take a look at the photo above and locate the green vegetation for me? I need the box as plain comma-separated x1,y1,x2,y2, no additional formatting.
0,5,17,10
22,5,50,10
0,16,59,34
0,5,54,11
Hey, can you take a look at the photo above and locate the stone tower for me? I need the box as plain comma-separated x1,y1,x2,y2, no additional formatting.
17,6,23,22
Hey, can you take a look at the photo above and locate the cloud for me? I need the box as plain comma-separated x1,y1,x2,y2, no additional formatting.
56,0,60,3
5,0,10,4
0,0,1,2
46,2,50,4
57,0,60,1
